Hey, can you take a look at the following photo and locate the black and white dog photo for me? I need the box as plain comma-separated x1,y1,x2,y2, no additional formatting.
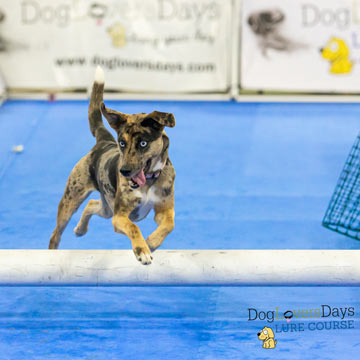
247,9,306,57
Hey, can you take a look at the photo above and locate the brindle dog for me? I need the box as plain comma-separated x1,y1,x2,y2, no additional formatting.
48,67,175,265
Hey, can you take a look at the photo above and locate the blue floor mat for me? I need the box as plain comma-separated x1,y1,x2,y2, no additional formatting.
0,100,359,359
1,100,360,250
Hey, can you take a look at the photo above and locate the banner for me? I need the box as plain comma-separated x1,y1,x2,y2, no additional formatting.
0,0,232,93
240,0,360,93
0,72,4,98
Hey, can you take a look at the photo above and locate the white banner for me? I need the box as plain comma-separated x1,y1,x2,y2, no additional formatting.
0,72,4,97
0,8,5,97
0,0,232,93
240,0,360,93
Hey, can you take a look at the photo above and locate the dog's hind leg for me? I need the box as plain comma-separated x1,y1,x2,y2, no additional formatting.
49,188,91,249
49,157,94,249
74,196,112,236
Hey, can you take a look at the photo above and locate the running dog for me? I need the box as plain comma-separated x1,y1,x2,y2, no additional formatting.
257,327,277,349
49,67,175,265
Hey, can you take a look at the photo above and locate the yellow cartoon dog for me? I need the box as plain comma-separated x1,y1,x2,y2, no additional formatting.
257,327,277,349
321,37,353,74
108,23,126,48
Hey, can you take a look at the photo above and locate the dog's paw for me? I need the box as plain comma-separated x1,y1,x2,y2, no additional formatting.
133,245,153,265
74,224,87,237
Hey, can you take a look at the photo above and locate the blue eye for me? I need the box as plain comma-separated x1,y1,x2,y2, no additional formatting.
119,141,126,148
140,141,148,147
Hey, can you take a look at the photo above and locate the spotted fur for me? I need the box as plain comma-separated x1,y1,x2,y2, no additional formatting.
49,67,175,265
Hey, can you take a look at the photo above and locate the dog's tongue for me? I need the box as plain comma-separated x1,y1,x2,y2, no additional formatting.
132,169,146,187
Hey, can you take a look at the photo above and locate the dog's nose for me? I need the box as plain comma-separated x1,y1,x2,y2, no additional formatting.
257,332,261,336
120,167,132,177
319,47,324,53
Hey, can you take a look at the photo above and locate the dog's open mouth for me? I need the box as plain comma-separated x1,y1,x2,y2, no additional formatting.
130,159,151,188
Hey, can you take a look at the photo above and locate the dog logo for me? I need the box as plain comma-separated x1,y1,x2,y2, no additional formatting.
247,8,306,57
108,23,127,48
320,37,353,74
257,327,277,349
0,8,7,52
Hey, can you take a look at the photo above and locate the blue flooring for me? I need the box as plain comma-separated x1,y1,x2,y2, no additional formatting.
1,100,360,359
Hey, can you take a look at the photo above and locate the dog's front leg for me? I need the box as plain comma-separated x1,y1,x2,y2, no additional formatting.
146,204,175,252
112,214,152,265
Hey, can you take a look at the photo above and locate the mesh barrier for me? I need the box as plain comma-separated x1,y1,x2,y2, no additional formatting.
323,134,360,240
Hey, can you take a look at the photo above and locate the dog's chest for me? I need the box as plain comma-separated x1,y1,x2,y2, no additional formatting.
130,187,161,222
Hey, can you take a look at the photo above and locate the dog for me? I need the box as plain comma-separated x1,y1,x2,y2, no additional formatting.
108,23,127,48
257,327,277,349
247,9,304,56
320,37,353,74
49,67,175,265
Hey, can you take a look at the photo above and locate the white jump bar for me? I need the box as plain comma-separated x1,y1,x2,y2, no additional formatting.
0,250,358,286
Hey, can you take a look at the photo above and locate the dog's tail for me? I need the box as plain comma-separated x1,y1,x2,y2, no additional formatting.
88,66,105,137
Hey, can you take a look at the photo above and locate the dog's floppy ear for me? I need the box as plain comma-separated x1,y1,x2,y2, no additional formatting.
141,111,175,130
100,102,127,130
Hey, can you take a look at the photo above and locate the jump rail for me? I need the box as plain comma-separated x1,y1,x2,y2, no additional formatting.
0,250,359,286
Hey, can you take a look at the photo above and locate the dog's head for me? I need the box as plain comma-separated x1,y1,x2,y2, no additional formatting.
257,327,275,341
247,9,284,35
321,37,349,61
101,102,175,187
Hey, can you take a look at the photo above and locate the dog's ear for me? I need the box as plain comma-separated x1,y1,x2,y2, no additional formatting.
141,111,175,130
100,102,127,130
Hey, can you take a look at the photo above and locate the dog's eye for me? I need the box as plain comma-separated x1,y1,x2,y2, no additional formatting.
140,141,148,148
119,141,126,148
263,330,268,335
